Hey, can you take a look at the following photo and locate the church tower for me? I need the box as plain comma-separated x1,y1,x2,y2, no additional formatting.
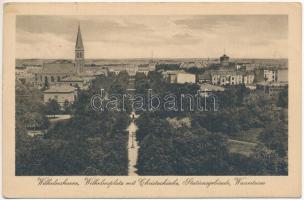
75,25,84,73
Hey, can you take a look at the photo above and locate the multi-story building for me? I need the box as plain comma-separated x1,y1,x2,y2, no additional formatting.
277,69,288,82
243,72,255,85
176,72,196,84
162,71,196,84
39,25,85,88
148,62,156,71
198,71,211,83
256,82,288,97
16,73,36,85
25,64,42,73
220,54,230,68
43,85,78,107
137,64,150,76
236,63,260,71
16,65,43,86
264,69,277,82
162,70,180,83
255,67,288,84
109,69,121,75
59,76,86,89
255,68,278,82
16,67,26,76
211,70,255,86
85,65,108,77
40,60,77,87
211,70,243,86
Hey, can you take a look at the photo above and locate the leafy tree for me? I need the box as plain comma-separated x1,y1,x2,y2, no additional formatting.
45,99,60,117
277,87,288,108
137,134,176,175
23,112,48,130
63,100,72,114
135,73,150,93
134,68,288,176
184,67,205,74
16,70,132,176
155,63,180,71
259,122,287,157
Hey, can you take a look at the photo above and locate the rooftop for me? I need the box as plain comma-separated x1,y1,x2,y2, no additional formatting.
220,54,229,59
176,72,196,77
61,76,84,82
162,70,184,75
43,85,76,93
198,71,211,80
75,25,84,50
42,62,76,75
200,83,225,92
211,70,242,76
257,81,288,87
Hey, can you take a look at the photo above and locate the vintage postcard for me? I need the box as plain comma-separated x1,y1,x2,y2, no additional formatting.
2,2,301,198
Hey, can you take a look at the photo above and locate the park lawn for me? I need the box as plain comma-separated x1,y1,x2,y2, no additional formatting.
227,128,263,156
227,139,257,157
229,128,263,143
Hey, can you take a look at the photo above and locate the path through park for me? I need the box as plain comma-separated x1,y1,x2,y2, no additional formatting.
127,112,139,176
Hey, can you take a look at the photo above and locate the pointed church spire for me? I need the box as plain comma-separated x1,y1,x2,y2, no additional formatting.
75,25,84,50
75,24,84,74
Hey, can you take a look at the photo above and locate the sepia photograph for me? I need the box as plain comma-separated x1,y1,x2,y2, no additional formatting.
3,2,301,198
15,14,288,176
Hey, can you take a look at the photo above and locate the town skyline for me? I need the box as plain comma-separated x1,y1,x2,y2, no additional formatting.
17,15,288,59
15,13,289,179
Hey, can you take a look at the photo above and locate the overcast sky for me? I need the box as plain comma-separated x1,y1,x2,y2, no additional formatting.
16,15,288,59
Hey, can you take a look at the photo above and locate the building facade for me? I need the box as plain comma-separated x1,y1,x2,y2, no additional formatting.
40,25,85,88
211,70,255,86
256,82,288,97
43,85,77,107
59,76,86,89
277,69,288,82
243,73,255,85
220,54,230,68
40,60,76,87
264,69,277,82
255,68,278,82
211,70,242,86
199,83,225,96
176,72,196,84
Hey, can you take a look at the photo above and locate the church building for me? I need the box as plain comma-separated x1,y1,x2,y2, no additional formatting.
40,25,85,87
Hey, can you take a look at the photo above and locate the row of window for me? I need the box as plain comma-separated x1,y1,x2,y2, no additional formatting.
44,76,61,82
76,51,83,58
